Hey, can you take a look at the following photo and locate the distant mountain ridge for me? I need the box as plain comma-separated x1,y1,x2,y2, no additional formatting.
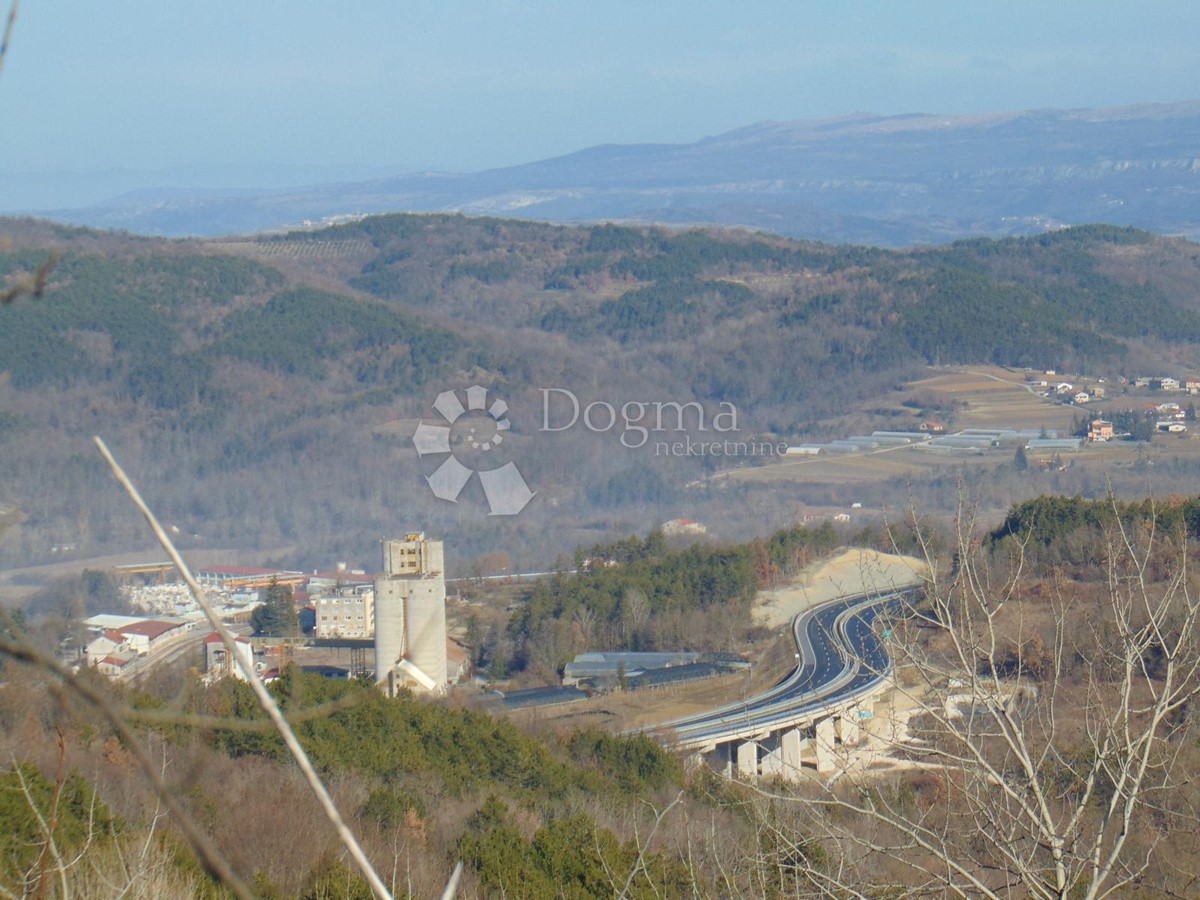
29,100,1200,244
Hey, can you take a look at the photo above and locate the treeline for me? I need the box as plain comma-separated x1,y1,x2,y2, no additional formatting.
215,286,465,385
0,764,117,890
987,494,1200,572
8,213,1200,571
458,798,691,898
495,523,843,678
895,266,1128,368
937,225,1200,343
0,252,472,399
193,671,680,800
539,278,756,344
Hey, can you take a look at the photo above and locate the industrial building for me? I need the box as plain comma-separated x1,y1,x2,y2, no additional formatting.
374,532,448,695
204,632,255,680
313,585,375,639
562,650,748,689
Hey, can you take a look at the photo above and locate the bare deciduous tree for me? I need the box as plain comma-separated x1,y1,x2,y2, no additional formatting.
750,500,1200,898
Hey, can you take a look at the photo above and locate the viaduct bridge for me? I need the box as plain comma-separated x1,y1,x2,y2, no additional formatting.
645,589,910,780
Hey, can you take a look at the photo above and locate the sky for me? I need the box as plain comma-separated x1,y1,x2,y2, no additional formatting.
1,1,1199,207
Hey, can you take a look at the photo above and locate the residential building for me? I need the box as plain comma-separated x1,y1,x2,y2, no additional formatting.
313,586,375,639
1089,420,1114,442
96,651,138,678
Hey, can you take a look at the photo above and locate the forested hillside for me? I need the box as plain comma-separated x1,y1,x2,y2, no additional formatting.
3,215,1200,571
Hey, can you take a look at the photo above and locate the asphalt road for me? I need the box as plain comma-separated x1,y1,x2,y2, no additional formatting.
651,589,908,749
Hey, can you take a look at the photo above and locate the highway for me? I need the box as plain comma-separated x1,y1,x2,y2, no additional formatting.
651,589,909,750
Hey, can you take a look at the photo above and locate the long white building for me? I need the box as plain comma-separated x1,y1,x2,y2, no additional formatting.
374,532,448,695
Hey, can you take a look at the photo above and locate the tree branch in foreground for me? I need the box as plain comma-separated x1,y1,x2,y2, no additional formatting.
93,436,395,900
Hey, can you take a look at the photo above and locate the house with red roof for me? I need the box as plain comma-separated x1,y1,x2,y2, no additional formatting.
85,617,192,668
96,651,139,678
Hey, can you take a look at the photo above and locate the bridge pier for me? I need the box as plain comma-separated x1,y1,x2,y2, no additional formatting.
781,727,803,778
803,718,835,774
836,707,861,745
760,727,805,780
760,741,783,779
736,740,758,779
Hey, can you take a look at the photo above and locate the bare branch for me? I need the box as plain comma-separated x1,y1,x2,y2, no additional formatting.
0,0,17,82
1,250,59,305
0,636,255,899
92,436,394,899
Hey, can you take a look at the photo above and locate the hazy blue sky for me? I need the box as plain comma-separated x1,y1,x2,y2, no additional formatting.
1,1,1198,189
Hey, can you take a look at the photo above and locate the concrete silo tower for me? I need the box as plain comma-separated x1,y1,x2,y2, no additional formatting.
374,532,448,695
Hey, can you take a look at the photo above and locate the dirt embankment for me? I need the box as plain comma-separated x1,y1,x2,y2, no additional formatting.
753,548,928,630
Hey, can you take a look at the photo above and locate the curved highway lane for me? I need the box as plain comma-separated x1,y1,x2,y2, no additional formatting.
649,589,910,750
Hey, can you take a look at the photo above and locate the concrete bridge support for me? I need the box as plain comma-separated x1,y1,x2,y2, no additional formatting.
836,708,861,745
722,744,733,778
737,740,759,779
768,724,806,782
679,686,891,783
809,718,836,774
760,742,783,779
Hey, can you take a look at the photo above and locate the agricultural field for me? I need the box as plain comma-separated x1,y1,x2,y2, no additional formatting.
908,368,1077,431
732,366,1200,486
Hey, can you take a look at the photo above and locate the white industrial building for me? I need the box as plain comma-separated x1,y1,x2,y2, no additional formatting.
85,617,193,666
374,532,448,695
313,585,375,639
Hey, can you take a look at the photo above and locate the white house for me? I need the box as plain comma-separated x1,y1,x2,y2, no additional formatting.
95,651,138,678
86,630,127,667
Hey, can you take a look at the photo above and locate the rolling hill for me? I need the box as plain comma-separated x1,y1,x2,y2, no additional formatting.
3,214,1200,573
